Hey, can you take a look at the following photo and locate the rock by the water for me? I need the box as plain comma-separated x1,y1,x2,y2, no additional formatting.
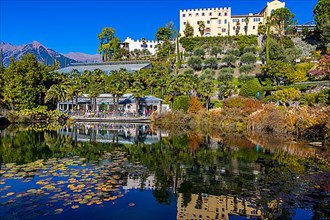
309,142,323,147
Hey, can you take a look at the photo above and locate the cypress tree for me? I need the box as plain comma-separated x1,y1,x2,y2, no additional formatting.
0,48,3,67
52,54,56,67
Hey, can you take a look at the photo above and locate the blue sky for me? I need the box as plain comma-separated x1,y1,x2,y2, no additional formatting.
0,0,317,54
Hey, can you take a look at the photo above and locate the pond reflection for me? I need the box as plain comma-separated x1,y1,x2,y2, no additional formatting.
59,123,165,145
0,123,329,220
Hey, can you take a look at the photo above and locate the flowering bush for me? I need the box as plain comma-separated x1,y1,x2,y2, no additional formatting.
308,55,330,79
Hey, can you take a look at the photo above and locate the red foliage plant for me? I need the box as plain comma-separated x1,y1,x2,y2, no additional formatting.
309,55,330,77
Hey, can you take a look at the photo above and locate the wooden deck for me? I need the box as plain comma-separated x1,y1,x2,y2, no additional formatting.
71,116,151,123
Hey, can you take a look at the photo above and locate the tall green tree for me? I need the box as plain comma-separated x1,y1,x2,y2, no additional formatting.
98,27,120,61
45,84,67,110
197,79,216,110
129,72,147,115
183,22,194,37
314,0,330,45
0,49,3,67
106,69,129,112
258,22,266,35
2,54,54,110
82,69,106,111
262,60,294,85
244,17,250,35
155,22,177,61
270,8,295,39
235,21,241,36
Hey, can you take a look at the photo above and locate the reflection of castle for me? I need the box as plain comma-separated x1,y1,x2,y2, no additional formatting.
59,123,168,145
123,174,157,190
177,193,262,220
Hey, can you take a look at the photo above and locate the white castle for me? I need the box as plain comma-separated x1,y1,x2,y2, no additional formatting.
123,37,159,55
179,0,285,37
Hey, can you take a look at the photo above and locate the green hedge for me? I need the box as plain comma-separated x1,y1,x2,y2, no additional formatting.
173,96,190,112
239,80,262,98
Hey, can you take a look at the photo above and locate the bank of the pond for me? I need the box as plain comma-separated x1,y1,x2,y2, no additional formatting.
154,97,330,142
3,107,68,124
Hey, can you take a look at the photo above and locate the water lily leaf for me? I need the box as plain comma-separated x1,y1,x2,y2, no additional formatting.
71,205,79,209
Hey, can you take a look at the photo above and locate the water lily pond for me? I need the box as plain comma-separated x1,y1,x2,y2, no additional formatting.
0,123,329,220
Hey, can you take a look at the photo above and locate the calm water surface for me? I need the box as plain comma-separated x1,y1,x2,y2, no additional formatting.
0,123,329,220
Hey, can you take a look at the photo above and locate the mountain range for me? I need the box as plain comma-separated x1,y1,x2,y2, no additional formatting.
0,41,102,68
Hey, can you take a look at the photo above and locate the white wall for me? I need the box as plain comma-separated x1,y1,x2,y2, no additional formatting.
180,7,232,37
123,37,159,55
179,0,285,37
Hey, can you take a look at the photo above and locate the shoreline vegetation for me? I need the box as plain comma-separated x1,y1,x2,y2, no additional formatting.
153,96,330,143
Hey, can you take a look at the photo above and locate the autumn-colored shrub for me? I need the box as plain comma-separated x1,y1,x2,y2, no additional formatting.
188,96,204,114
247,104,288,135
223,97,262,115
248,104,330,140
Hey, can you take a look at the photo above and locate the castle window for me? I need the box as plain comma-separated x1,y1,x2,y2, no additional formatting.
232,19,239,23
222,28,226,33
150,45,153,48
209,12,212,16
218,13,221,16
253,18,261,22
218,20,221,24
183,22,186,25
224,19,227,24
196,13,199,16
241,18,246,22
202,13,205,16
207,20,210,24
253,26,256,30
233,26,235,30
183,14,185,17
224,12,227,16
189,13,192,17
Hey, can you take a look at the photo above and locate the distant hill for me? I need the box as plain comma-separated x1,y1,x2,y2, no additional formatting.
0,41,101,68
64,52,102,63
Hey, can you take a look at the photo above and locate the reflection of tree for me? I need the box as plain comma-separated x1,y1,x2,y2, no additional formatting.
182,193,192,208
1,125,329,219
152,189,176,205
194,193,203,209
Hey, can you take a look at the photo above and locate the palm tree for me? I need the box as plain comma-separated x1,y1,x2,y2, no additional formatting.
68,69,84,110
141,37,147,58
87,69,106,111
245,17,249,35
197,21,205,37
130,72,146,116
45,84,67,110
235,21,240,36
197,79,216,110
166,74,193,107
105,69,129,112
